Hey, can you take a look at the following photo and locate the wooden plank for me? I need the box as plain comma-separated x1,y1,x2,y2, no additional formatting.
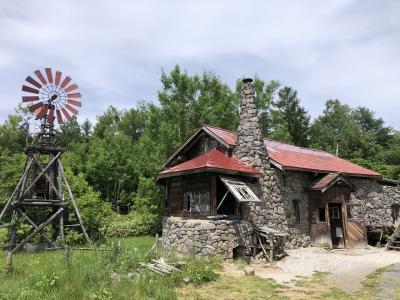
17,209,57,248
21,152,61,199
11,208,63,254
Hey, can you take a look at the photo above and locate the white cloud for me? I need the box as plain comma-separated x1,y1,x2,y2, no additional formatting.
0,0,399,127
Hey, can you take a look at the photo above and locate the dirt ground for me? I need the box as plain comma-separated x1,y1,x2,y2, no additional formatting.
225,246,400,293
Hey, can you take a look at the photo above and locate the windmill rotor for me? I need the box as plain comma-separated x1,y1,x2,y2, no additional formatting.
21,68,82,125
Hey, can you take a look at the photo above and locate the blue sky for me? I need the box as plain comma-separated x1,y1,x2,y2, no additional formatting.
1,0,399,128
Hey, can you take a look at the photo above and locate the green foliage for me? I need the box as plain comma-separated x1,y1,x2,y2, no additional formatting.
65,169,114,240
184,258,221,285
310,99,366,159
0,228,8,246
274,86,310,146
0,151,25,206
102,211,159,238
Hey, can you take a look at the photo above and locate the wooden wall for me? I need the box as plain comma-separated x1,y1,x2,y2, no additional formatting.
167,174,216,217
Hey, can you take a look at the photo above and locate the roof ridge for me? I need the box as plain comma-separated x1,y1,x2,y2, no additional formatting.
263,138,334,155
203,123,334,156
202,124,239,134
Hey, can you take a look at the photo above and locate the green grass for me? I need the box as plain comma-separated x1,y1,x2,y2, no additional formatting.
178,275,287,300
0,236,226,300
0,236,182,300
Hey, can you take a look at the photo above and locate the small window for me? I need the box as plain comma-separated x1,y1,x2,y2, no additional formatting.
318,208,326,222
392,204,400,223
293,199,300,223
183,191,210,215
346,205,353,219
331,207,340,219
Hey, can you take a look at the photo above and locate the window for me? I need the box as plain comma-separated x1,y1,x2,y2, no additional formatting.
293,200,300,223
330,207,340,219
183,191,210,215
219,176,261,203
392,204,400,223
318,208,326,222
346,205,353,219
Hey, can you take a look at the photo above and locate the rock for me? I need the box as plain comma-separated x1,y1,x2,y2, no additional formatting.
244,267,255,276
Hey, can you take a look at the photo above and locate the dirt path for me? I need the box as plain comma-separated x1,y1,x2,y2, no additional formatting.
226,247,400,293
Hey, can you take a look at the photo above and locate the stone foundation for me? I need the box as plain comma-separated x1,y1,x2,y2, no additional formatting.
162,217,253,259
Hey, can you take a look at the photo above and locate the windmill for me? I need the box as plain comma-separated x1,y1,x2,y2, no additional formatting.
0,68,89,256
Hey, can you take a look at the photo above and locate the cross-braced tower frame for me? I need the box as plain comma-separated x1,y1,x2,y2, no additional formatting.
0,68,89,254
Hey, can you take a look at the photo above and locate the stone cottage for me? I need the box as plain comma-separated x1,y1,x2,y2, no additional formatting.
157,78,400,258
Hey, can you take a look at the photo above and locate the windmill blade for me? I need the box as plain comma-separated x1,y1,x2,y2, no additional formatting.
36,105,48,119
45,68,53,83
48,108,55,124
29,102,43,112
22,85,39,94
65,104,79,115
34,69,47,85
61,108,72,121
25,76,42,89
60,76,71,88
55,71,62,85
22,96,40,102
64,84,78,93
67,99,81,107
56,109,63,124
67,93,81,98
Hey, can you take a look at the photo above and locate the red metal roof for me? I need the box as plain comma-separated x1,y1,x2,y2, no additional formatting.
158,149,262,178
203,125,382,178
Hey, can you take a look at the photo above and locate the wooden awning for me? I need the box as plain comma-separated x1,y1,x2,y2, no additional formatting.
309,173,356,193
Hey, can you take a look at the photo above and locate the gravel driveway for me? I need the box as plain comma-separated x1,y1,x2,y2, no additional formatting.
254,246,400,292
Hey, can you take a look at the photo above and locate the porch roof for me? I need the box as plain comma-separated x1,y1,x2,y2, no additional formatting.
309,173,355,193
158,149,262,179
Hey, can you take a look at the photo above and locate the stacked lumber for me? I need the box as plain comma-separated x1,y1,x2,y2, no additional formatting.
139,258,181,275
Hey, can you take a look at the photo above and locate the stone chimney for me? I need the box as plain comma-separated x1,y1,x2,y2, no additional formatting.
234,78,270,169
235,78,288,233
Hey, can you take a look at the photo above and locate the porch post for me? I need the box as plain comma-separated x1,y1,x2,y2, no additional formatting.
210,174,217,215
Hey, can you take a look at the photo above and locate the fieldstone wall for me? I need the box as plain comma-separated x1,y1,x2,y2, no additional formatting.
282,172,312,248
350,179,400,226
162,217,253,258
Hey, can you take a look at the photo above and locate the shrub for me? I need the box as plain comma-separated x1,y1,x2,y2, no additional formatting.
102,211,159,238
184,258,220,285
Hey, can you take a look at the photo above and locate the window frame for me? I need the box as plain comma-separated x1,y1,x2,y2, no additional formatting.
219,177,261,203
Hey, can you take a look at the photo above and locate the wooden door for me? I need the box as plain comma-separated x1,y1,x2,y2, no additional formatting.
329,203,345,248
344,203,367,248
310,200,332,248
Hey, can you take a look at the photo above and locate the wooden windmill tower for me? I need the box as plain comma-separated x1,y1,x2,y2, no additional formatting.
0,68,89,254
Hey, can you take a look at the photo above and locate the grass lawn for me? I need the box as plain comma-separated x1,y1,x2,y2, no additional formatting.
0,238,392,300
0,236,182,300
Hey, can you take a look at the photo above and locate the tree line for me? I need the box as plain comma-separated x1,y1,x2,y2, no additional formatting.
0,65,398,241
